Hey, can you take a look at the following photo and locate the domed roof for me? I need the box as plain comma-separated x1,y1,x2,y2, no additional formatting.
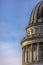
29,1,43,25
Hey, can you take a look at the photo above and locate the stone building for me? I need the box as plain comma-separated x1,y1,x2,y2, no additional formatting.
21,1,43,65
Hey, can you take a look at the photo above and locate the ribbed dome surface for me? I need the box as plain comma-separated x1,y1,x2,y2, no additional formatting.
29,1,43,25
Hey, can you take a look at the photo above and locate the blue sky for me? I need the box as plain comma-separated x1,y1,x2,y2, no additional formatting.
0,0,40,65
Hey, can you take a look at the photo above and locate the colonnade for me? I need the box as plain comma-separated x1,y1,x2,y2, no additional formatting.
22,43,39,65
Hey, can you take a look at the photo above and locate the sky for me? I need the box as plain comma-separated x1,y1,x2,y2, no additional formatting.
0,0,41,65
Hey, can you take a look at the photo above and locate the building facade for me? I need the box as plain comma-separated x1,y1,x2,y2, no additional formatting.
21,1,43,65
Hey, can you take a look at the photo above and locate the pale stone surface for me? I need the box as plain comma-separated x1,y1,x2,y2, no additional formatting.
22,38,43,47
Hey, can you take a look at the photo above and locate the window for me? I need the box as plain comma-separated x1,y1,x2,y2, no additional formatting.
35,28,38,33
40,27,43,33
35,27,40,33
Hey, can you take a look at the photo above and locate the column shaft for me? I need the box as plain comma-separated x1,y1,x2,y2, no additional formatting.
31,44,33,62
37,43,39,62
22,48,25,65
26,46,28,63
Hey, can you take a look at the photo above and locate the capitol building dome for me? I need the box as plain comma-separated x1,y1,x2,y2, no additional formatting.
21,1,43,65
29,1,43,25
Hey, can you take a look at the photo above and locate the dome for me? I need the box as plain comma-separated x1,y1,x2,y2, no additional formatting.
29,1,43,25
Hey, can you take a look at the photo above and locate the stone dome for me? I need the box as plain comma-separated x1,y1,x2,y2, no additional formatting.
21,1,43,46
29,1,43,25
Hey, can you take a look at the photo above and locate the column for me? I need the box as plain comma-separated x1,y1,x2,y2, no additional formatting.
31,44,33,62
22,48,25,65
26,46,28,63
37,43,39,62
